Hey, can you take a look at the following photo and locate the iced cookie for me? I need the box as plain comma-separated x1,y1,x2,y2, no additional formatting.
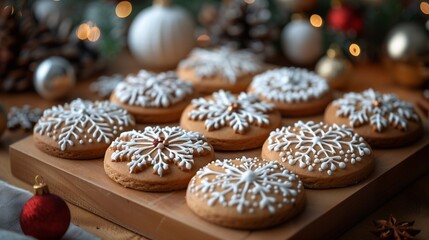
248,67,332,117
104,126,214,191
180,90,282,150
262,121,374,188
177,47,264,94
110,70,194,123
186,156,305,229
324,89,423,148
33,99,135,159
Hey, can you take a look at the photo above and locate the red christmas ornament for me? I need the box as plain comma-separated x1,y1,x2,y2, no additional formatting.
327,5,363,35
20,176,71,240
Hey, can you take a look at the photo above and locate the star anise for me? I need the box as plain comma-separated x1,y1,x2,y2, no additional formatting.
7,105,42,131
371,215,420,240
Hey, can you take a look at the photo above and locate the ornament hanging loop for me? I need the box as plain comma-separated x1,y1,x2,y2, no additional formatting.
33,175,50,195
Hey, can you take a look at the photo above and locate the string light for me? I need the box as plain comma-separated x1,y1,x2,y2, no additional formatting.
420,1,429,15
349,43,361,57
115,1,132,18
310,14,323,28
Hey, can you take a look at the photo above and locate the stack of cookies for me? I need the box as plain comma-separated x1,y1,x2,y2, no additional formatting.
31,47,424,230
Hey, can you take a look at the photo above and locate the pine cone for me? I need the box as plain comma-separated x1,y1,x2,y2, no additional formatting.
206,0,278,58
0,2,101,92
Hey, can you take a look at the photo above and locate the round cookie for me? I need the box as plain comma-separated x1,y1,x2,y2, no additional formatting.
177,47,264,94
104,126,214,191
180,90,282,151
33,99,135,159
186,156,305,229
110,70,194,123
248,67,333,117
262,121,374,189
324,88,423,148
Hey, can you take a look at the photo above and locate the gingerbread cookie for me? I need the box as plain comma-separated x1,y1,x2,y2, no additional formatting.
186,156,305,229
104,126,214,191
324,89,423,148
180,90,282,150
262,121,374,188
248,67,332,117
33,99,135,159
110,70,194,123
177,47,264,94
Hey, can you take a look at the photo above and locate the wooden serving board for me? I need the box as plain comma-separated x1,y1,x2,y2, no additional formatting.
9,116,429,240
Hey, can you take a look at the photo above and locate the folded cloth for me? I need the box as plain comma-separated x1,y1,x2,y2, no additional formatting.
0,180,99,240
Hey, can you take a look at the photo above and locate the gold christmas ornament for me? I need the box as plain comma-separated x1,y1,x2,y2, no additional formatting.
386,60,429,88
315,45,351,90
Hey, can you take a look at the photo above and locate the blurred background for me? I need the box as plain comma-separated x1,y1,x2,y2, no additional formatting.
1,0,429,93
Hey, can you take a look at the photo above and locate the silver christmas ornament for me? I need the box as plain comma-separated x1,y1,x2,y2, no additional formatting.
34,57,76,100
386,23,429,62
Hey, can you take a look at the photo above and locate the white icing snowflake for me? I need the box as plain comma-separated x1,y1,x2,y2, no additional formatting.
90,74,124,98
334,89,420,132
34,99,134,151
188,90,274,134
113,70,193,108
189,156,302,214
110,126,211,176
268,121,371,175
250,67,329,103
178,47,263,84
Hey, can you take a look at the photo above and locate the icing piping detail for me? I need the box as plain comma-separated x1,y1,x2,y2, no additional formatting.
333,89,419,132
34,99,134,151
189,156,303,214
188,90,274,134
110,126,211,176
250,67,329,103
113,70,193,108
268,121,371,175
178,47,263,84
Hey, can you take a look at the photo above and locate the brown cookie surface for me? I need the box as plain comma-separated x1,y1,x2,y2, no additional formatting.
248,67,332,117
104,126,214,191
186,156,305,229
177,48,264,94
324,89,423,148
180,90,282,151
110,70,194,123
262,121,375,189
33,99,135,159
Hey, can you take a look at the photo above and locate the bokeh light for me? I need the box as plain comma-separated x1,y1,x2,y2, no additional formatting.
115,1,132,18
310,14,323,28
87,26,101,42
420,1,429,15
76,22,101,42
76,23,90,40
349,43,361,57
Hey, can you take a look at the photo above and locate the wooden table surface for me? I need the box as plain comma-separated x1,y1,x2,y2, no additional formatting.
0,52,428,239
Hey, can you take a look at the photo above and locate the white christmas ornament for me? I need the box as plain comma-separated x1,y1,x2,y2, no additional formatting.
34,57,75,100
128,0,195,70
281,19,323,65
